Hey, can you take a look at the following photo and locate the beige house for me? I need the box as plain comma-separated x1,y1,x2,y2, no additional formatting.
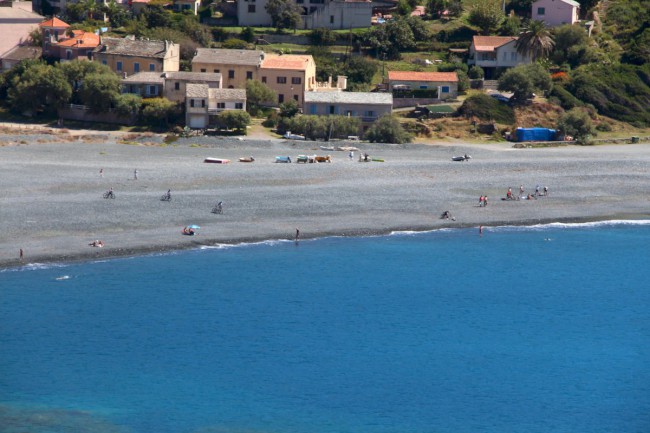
94,36,180,76
304,91,393,133
0,1,43,68
121,71,223,102
191,48,264,89
468,36,532,79
185,83,247,129
532,0,580,26
260,54,317,107
387,71,459,99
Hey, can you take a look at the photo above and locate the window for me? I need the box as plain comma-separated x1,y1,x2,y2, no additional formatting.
419,85,428,89
277,76,287,84
248,4,255,12
309,105,317,114
214,69,220,73
148,85,158,96
278,94,284,103
228,70,235,79
149,63,155,71
503,51,507,61
293,95,299,101
201,68,206,72
174,82,180,90
441,86,450,93
537,7,545,15
201,100,205,107
117,61,123,72
511,52,517,61
235,102,243,109
329,105,335,114
217,102,225,109
262,76,267,83
102,59,107,65
246,71,253,80
190,99,195,107
134,63,140,73
66,50,72,60
291,77,301,85
330,15,334,24
364,110,375,117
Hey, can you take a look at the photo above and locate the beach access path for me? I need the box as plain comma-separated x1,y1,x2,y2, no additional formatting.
1,131,649,268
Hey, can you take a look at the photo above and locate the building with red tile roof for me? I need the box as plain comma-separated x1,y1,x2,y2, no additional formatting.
260,54,317,107
388,71,459,99
468,36,531,78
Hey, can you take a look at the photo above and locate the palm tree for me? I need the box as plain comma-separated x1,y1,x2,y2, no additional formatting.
516,20,555,62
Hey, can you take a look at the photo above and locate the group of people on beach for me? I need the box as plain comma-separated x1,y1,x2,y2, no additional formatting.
479,195,489,207
504,184,549,201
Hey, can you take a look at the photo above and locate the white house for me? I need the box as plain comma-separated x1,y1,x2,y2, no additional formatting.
387,71,459,99
468,36,532,79
532,0,580,27
237,0,372,30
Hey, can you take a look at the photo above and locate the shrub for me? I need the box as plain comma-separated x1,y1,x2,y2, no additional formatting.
457,93,515,124
548,85,583,110
468,65,484,80
309,28,337,46
364,115,413,144
557,107,596,144
222,38,248,49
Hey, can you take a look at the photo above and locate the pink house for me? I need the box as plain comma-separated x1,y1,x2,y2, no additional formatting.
532,0,580,27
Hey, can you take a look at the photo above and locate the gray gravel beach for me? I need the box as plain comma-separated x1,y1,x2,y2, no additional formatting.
1,132,649,268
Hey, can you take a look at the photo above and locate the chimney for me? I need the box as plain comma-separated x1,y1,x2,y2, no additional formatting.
337,75,347,90
328,75,332,87
123,72,127,79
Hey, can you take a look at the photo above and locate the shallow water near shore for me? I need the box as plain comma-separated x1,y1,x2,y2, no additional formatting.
2,222,650,433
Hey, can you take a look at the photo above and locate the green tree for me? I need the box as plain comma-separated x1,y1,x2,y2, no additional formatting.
362,19,416,60
79,72,121,113
246,79,276,115
7,63,72,115
222,38,248,49
427,0,446,19
405,16,430,41
142,4,172,28
279,99,299,118
467,0,504,35
557,107,595,144
550,24,588,67
516,20,555,62
103,0,131,27
468,65,484,79
309,28,337,46
113,93,142,117
265,0,302,33
240,26,256,43
497,63,552,104
58,61,111,104
396,0,413,16
217,110,251,132
141,97,179,127
345,56,378,86
364,115,412,143
500,13,522,36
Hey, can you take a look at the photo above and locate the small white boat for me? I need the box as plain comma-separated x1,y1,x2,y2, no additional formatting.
204,158,230,164
320,145,335,151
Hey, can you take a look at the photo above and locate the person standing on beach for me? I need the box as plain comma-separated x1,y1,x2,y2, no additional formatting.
349,151,354,160
295,228,300,241
134,169,138,180
519,185,525,196
19,248,23,260
484,196,488,207
479,195,484,207
99,168,103,177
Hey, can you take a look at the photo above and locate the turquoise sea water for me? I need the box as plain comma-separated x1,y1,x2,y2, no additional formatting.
1,222,649,433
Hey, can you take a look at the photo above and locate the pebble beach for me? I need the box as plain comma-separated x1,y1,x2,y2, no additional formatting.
1,130,649,268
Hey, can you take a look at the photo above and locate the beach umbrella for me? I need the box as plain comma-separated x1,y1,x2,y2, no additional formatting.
188,224,200,229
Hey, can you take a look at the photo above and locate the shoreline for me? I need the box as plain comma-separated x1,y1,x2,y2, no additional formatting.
1,133,649,271
4,214,649,271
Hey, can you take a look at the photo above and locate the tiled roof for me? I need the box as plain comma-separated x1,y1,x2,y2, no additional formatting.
121,72,166,84
261,54,313,71
209,88,246,100
388,71,458,82
95,37,173,58
472,36,517,51
1,45,41,61
186,83,209,98
39,17,69,28
304,91,393,105
192,48,264,66
164,71,222,82
55,30,100,48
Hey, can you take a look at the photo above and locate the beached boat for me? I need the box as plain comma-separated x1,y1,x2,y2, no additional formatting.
204,158,230,164
314,155,331,163
296,155,310,163
283,132,306,140
275,156,292,163
238,156,255,163
452,154,471,162
320,145,335,151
